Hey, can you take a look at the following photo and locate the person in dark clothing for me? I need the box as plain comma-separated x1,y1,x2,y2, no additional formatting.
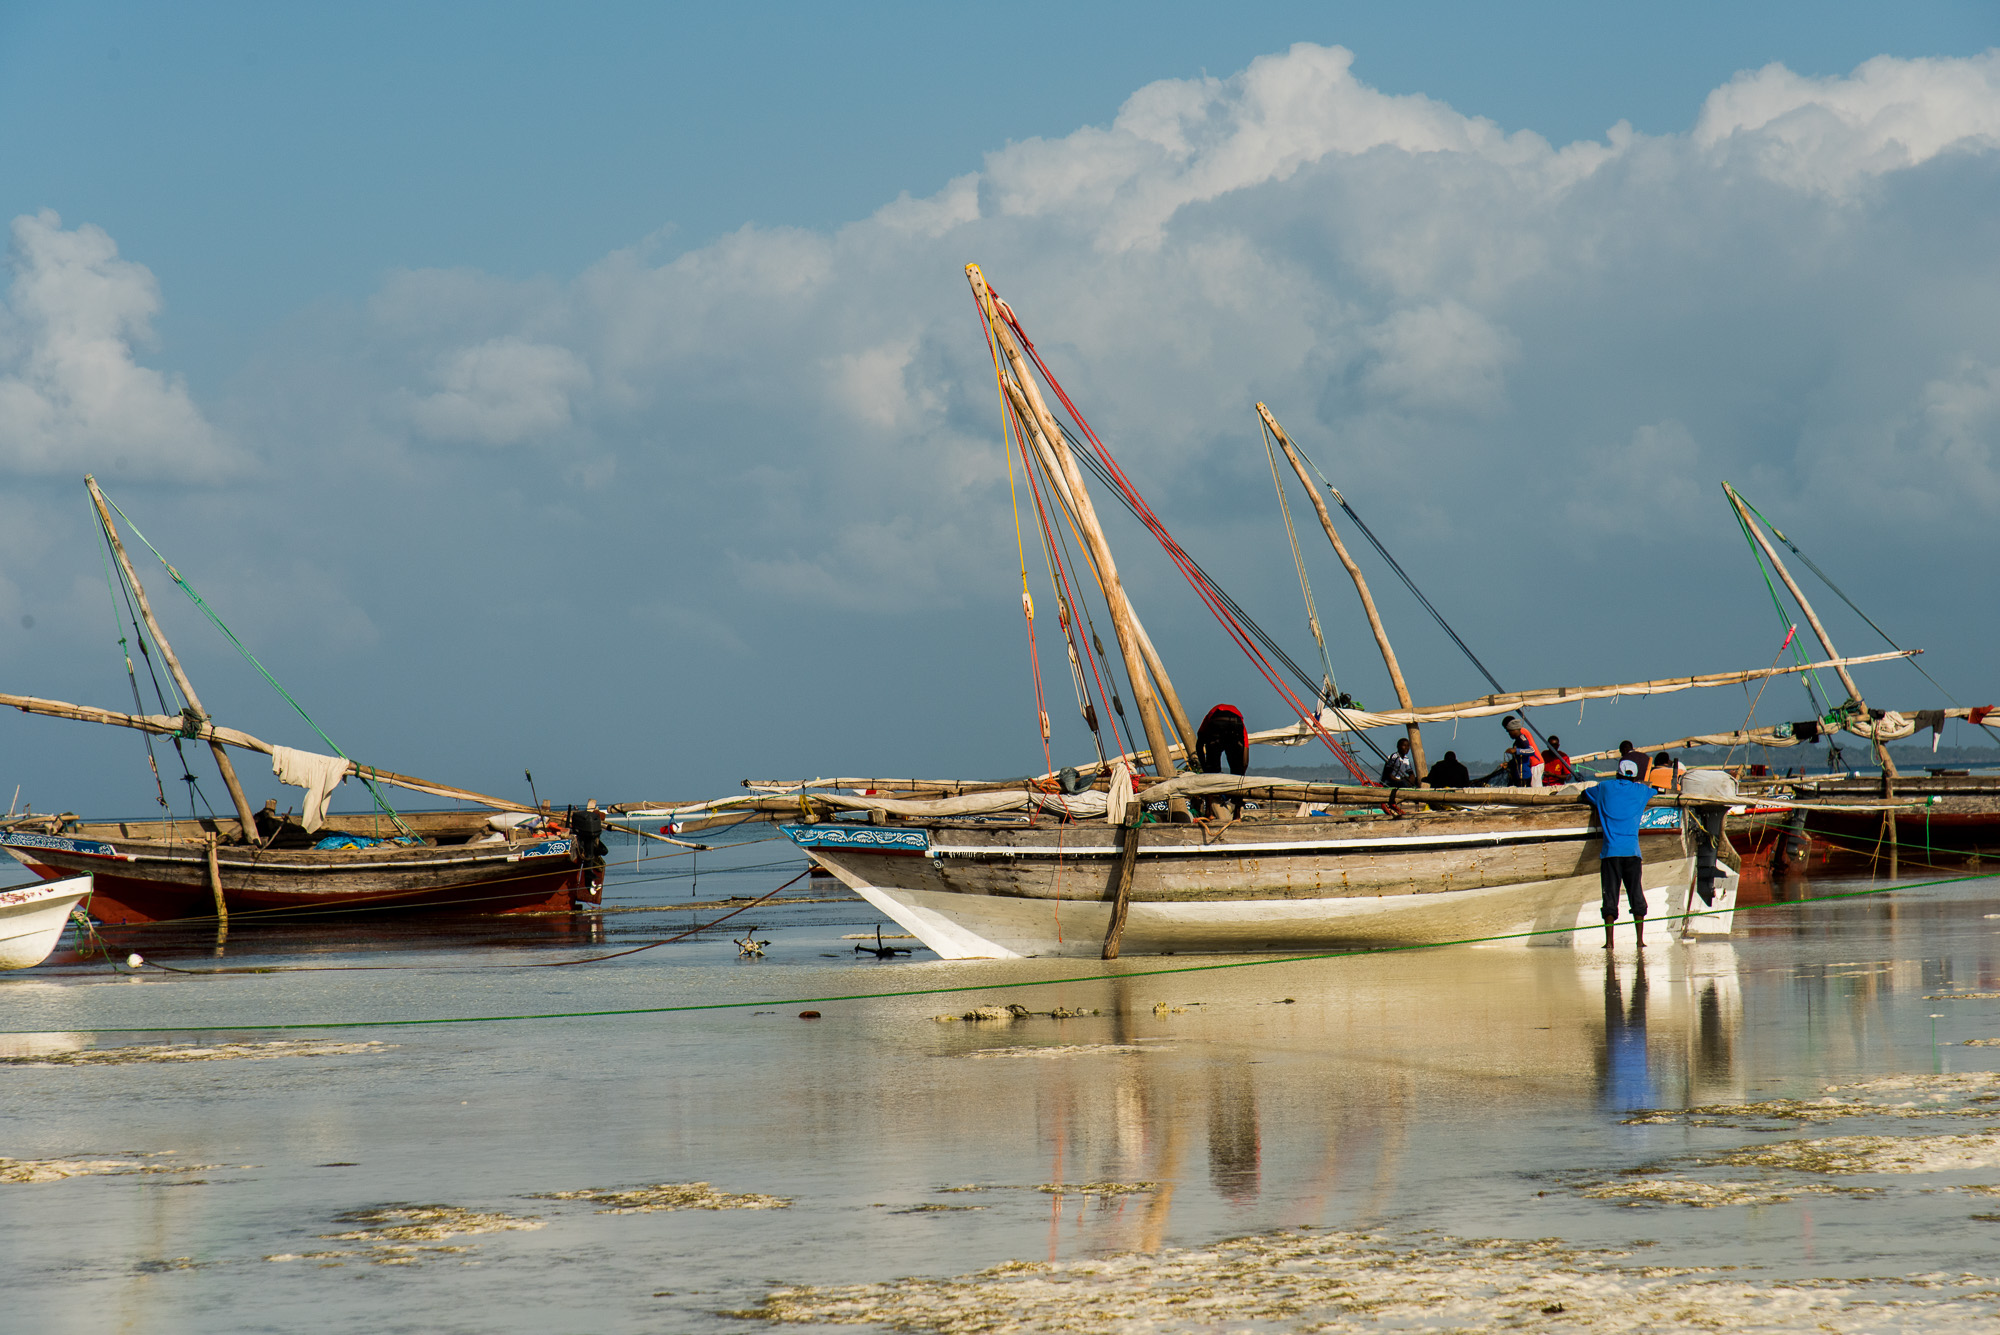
1380,737,1417,787
1616,740,1643,779
1425,750,1471,788
1196,703,1248,818
1583,757,1656,949
1196,704,1248,775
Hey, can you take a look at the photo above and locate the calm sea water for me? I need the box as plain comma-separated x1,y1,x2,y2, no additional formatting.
6,825,2000,1332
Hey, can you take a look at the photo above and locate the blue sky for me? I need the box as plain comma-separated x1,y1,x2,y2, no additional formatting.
2,3,1998,815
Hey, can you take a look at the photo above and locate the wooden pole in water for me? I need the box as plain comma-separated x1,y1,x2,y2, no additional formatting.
1722,482,1896,780
1256,405,1427,778
971,265,1182,791
86,476,263,841
204,830,229,943
1100,815,1141,959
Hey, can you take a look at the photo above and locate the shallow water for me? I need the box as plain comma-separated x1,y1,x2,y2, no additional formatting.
6,829,2000,1332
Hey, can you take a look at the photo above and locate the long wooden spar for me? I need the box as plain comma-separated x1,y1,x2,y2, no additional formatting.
2,691,536,814
1256,404,1426,777
1057,650,1917,776
1723,482,1897,779
994,375,1196,752
969,264,1185,788
86,474,263,840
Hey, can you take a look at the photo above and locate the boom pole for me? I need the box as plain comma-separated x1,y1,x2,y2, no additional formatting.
1256,405,1426,778
1722,481,1896,779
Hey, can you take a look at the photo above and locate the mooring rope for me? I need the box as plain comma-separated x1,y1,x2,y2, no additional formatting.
15,869,1994,1036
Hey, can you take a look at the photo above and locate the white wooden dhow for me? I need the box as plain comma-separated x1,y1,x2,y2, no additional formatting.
0,874,91,969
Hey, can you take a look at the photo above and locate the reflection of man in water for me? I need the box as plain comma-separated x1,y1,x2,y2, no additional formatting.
1600,957,1654,1113
1206,1061,1261,1204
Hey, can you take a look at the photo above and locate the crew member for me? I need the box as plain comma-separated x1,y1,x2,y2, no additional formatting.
1583,757,1657,949
1540,734,1575,785
1503,715,1543,787
1196,703,1248,818
1381,737,1417,787
1425,750,1471,788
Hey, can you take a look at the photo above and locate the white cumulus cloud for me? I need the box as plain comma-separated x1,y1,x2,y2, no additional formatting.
409,335,592,446
0,210,236,479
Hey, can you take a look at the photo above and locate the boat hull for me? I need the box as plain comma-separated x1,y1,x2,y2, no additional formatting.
0,874,92,968
786,808,1694,958
2,829,596,924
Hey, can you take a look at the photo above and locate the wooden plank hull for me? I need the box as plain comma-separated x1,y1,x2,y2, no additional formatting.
1,829,595,924
785,808,1692,958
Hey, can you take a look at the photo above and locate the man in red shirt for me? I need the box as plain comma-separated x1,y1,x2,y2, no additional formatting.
1540,734,1574,785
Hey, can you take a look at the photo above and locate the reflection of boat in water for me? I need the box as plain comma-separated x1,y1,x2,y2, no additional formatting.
0,873,91,968
928,943,1746,1251
2,480,605,925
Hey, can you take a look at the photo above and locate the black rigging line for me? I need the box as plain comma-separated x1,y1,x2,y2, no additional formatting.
1060,426,1392,766
1750,507,1960,707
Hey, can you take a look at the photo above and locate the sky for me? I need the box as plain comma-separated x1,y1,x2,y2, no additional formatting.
2,1,1998,818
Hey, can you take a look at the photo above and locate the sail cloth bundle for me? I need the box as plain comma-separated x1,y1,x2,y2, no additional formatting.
270,746,352,832
1576,705,1998,760
799,787,1113,822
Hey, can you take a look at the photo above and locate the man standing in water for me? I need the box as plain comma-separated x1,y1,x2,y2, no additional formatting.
1583,757,1656,949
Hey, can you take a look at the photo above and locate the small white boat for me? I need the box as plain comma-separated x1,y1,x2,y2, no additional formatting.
0,874,92,969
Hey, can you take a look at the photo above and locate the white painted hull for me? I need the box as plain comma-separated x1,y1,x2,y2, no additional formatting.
0,874,91,969
833,854,1703,959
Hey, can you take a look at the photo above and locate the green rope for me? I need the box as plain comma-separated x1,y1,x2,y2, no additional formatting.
19,868,1996,1036
1737,490,1961,707
1725,487,1833,721
100,492,412,836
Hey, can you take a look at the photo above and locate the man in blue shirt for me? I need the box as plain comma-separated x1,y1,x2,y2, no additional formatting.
1582,757,1657,948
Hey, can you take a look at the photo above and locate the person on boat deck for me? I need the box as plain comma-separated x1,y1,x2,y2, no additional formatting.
1503,715,1544,787
1616,740,1644,779
1196,703,1248,817
1540,735,1575,786
1645,751,1680,791
1424,750,1471,788
1380,737,1418,787
1584,757,1656,949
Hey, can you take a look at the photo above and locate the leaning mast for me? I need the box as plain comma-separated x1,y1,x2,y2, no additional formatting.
968,265,1185,784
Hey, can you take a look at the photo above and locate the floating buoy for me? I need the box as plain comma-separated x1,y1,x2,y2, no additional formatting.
125,953,144,969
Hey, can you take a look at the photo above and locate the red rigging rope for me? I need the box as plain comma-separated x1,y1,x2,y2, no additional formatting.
979,288,1140,769
992,300,1372,784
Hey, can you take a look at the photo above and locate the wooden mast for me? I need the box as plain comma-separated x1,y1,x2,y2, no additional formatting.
997,374,1196,753
970,264,1183,786
1722,481,1896,779
1256,404,1426,778
85,475,263,841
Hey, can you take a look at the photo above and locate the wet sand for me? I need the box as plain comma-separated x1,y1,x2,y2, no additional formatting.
6,828,2000,1332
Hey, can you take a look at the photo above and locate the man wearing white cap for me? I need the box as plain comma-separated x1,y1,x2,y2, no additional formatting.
1582,757,1657,948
